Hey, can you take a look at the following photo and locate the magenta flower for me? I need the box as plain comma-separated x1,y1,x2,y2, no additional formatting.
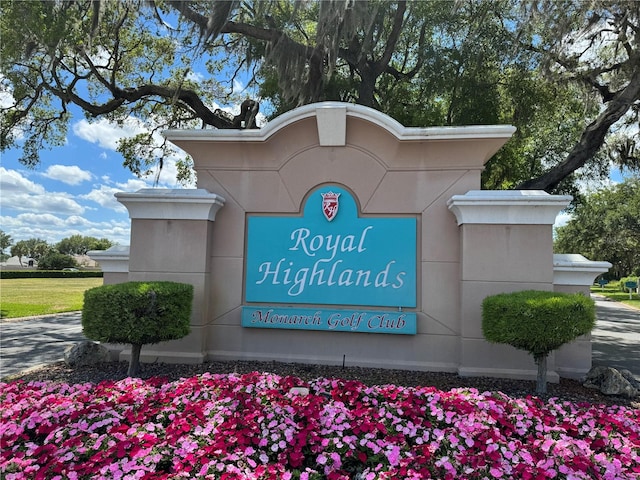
1,372,639,479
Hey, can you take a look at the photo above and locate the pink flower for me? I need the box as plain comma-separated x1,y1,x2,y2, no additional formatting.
385,445,401,466
1,373,639,480
490,466,504,477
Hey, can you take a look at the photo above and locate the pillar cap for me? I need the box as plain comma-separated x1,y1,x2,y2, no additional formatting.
115,188,225,221
553,254,612,286
87,245,130,273
447,190,572,225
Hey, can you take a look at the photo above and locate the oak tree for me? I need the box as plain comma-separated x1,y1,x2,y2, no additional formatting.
1,0,638,193
555,177,640,278
55,235,115,256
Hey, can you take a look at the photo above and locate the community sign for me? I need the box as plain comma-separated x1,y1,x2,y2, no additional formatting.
243,185,417,334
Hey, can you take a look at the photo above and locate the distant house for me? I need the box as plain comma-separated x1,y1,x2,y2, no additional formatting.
73,254,99,268
0,256,36,268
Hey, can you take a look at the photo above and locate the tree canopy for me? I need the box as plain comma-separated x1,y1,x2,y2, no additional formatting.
37,251,79,270
4,235,115,266
55,235,114,255
1,0,638,193
0,230,11,255
10,238,50,265
554,176,640,278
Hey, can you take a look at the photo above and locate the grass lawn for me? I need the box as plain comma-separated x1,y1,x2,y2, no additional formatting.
0,277,103,318
591,284,640,310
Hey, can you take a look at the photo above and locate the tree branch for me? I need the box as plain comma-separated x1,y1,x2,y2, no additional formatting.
523,42,627,102
517,64,640,191
373,0,406,76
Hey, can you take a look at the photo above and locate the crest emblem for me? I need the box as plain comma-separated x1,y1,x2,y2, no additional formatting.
321,191,340,221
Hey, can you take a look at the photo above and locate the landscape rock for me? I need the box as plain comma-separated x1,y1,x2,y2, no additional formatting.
583,366,640,398
64,341,111,367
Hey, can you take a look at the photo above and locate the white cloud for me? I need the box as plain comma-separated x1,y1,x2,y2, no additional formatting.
0,168,85,216
72,117,145,150
154,165,184,187
0,167,132,245
0,167,44,194
0,167,132,246
0,214,131,246
74,163,195,224
9,193,85,216
80,176,159,212
1,113,206,248
10,213,65,227
232,79,245,94
115,178,152,191
80,185,128,213
42,165,93,185
65,215,93,227
71,106,264,189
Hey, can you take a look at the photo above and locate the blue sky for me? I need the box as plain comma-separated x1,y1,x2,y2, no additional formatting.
0,108,196,247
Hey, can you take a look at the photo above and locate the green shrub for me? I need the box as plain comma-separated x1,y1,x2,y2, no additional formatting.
0,270,103,279
482,290,595,393
82,281,194,376
37,252,78,270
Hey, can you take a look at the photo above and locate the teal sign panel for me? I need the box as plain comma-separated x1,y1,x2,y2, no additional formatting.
242,306,416,335
245,185,417,307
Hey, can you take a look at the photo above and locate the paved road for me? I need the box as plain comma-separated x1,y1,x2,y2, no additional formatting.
0,312,87,379
1,297,639,380
591,296,640,376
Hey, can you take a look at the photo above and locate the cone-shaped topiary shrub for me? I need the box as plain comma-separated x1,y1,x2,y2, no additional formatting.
482,290,595,394
82,281,193,376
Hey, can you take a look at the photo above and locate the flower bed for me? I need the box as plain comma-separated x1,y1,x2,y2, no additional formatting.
1,372,639,479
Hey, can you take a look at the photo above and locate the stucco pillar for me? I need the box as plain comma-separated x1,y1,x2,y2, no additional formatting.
87,245,130,285
447,190,571,381
115,188,225,364
553,254,611,378
553,254,612,295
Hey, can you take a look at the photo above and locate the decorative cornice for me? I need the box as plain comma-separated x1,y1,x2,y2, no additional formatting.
553,254,612,286
115,189,225,221
163,102,516,143
87,245,130,273
447,190,572,225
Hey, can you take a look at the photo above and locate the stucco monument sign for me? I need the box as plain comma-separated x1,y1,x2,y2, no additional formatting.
100,102,611,382
243,184,417,334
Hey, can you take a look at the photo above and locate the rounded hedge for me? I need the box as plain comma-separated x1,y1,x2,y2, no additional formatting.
482,290,595,359
82,281,193,346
